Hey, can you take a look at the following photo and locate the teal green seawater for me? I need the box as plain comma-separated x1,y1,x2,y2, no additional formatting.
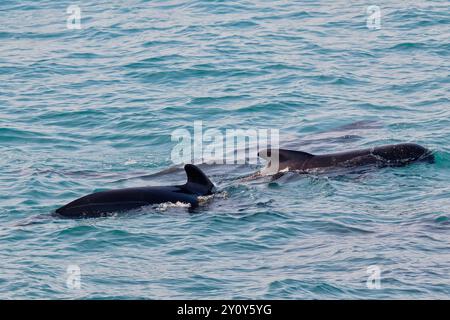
1,0,449,299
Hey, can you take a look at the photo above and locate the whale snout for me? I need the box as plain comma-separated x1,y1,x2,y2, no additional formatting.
420,150,435,163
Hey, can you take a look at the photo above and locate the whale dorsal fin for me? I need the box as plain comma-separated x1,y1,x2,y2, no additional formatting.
258,149,314,163
183,164,215,195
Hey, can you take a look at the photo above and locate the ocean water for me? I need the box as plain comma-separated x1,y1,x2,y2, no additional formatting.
0,0,449,299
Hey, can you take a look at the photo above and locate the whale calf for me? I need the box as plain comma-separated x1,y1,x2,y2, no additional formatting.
258,143,434,173
55,164,215,218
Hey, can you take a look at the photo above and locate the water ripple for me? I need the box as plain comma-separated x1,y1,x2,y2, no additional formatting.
0,0,449,299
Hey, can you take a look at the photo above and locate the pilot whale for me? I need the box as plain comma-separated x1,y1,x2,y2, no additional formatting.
258,143,434,173
55,164,215,218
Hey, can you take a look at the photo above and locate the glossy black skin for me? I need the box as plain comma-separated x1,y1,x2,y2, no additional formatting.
262,143,434,172
55,164,215,218
55,186,200,218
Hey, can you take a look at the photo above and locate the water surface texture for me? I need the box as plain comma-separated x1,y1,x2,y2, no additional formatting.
0,0,449,299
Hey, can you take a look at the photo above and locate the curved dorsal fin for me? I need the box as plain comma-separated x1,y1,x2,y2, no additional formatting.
183,164,215,195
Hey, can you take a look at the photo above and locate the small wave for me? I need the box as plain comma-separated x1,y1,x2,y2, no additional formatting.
55,225,98,237
267,279,346,299
216,20,259,28
388,42,427,51
309,220,374,235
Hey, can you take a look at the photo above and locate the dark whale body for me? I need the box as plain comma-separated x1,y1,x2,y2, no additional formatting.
259,143,434,173
55,164,215,218
56,143,434,218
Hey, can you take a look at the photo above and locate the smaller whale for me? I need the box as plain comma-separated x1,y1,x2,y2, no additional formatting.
55,164,215,218
258,143,434,173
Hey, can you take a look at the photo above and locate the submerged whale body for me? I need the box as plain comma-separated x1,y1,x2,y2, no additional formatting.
55,164,215,218
259,143,434,173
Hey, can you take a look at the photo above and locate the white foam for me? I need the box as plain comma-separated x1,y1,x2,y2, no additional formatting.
156,201,191,212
